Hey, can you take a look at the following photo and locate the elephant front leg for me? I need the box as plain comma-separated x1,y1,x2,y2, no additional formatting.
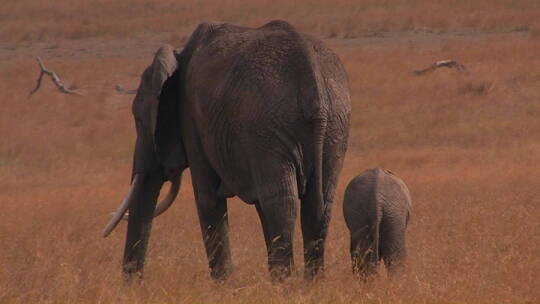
122,174,163,281
255,193,298,282
195,192,233,280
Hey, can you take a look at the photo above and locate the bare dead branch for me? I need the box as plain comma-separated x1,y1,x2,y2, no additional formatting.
413,59,467,75
29,57,82,96
115,85,137,95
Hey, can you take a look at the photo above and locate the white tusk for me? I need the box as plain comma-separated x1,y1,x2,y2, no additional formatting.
153,176,181,217
121,176,181,221
102,174,143,237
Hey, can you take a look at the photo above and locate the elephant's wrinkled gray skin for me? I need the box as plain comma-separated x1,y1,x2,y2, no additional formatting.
343,168,411,279
103,20,351,282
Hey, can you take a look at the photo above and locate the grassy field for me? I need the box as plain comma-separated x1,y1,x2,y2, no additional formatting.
1,1,540,303
2,0,540,41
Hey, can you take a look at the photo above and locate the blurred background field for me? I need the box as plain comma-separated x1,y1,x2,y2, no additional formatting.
0,1,539,303
1,0,540,41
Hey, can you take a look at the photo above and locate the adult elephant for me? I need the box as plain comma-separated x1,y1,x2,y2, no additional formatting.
103,20,351,281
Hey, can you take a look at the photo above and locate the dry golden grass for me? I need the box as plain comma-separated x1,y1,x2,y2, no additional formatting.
1,3,540,303
1,0,540,41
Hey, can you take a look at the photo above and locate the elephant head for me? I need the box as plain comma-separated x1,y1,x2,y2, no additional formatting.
102,45,187,237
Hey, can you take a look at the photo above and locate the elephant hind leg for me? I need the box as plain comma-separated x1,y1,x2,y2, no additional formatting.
254,167,299,282
379,218,407,277
255,192,298,281
350,226,379,279
300,185,328,280
301,145,346,280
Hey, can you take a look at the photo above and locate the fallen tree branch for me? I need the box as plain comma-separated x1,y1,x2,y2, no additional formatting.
413,59,467,75
115,85,137,95
29,57,82,96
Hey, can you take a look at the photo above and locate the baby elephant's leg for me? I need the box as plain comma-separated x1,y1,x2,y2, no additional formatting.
350,226,379,278
379,218,407,277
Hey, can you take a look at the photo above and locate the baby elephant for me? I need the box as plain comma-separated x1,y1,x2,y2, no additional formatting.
343,168,411,278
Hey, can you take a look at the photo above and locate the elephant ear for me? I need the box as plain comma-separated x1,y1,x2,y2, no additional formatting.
132,45,185,172
153,47,185,169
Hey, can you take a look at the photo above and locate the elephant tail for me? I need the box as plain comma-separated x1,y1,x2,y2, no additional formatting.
370,187,382,267
313,116,328,222
372,216,380,264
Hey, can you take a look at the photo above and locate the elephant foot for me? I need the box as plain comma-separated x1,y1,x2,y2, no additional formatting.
304,264,325,281
352,259,378,281
122,263,144,284
303,239,326,281
267,238,295,282
210,263,234,281
269,265,293,283
385,258,406,279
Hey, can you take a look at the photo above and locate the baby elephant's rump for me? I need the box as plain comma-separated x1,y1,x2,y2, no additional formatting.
343,168,411,278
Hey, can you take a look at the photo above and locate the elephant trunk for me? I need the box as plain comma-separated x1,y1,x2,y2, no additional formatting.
119,173,182,221
103,173,183,237
102,174,144,237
